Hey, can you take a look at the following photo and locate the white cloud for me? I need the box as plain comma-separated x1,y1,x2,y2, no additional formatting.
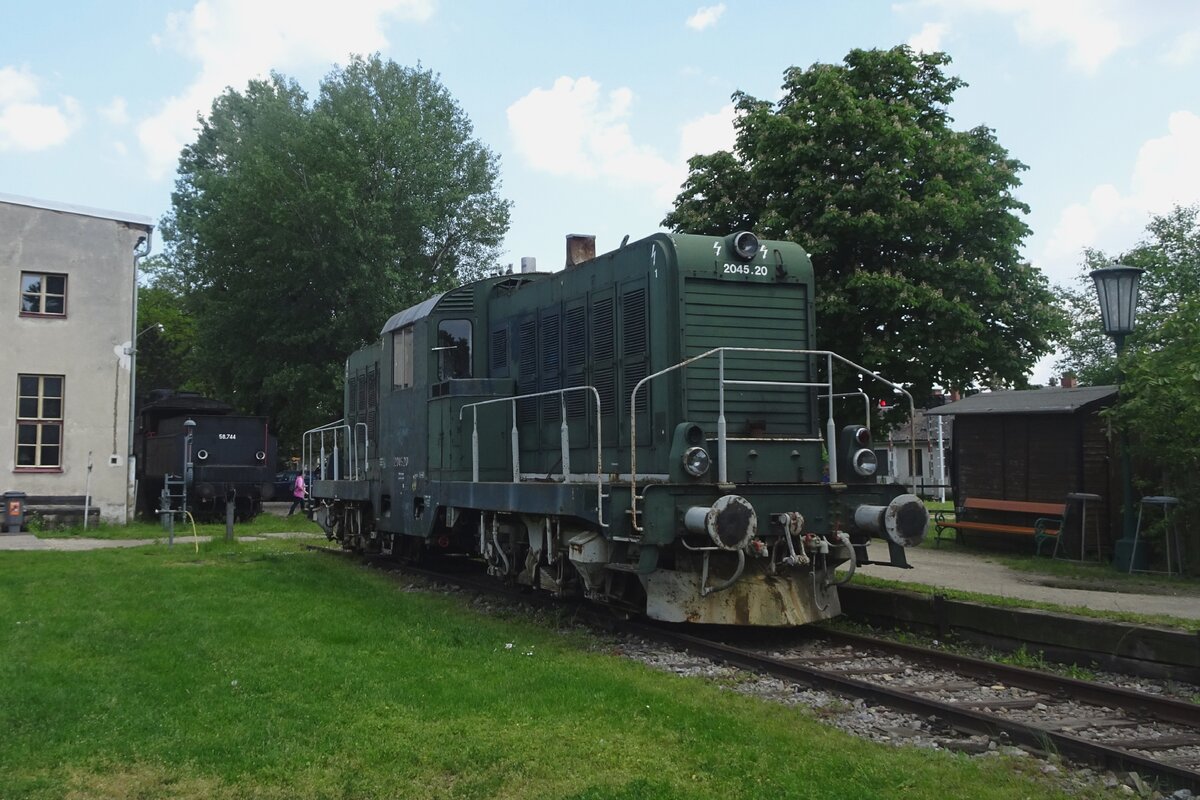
917,0,1138,72
100,96,129,125
1040,111,1200,281
1165,28,1200,65
679,103,736,159
136,0,434,178
0,65,80,152
907,21,949,53
686,4,726,31
506,76,675,185
507,78,738,207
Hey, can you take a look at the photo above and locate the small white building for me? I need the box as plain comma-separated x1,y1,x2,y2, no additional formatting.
1,193,153,524
884,407,952,500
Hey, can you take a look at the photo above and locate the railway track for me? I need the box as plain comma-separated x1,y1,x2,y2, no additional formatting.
635,624,1200,794
309,545,1200,793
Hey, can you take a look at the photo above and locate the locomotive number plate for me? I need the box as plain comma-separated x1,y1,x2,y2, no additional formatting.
722,263,770,277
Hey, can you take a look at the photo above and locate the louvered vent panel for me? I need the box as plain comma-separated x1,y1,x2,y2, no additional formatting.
594,367,615,419
541,313,561,421
565,373,587,419
683,279,811,433
517,318,538,424
622,288,646,354
593,297,614,361
565,306,585,367
490,328,509,374
438,287,475,314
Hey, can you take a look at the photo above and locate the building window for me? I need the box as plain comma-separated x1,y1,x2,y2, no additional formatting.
908,448,924,476
16,374,64,470
20,272,67,316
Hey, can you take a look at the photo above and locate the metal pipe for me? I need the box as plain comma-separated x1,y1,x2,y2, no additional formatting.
510,402,520,483
560,395,571,481
126,232,153,524
701,549,746,596
824,531,857,587
717,349,728,484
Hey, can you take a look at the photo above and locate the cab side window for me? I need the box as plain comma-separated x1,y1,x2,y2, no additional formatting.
392,326,414,388
437,319,472,380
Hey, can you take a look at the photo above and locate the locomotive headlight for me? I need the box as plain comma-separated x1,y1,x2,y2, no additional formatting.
730,231,760,261
196,449,209,461
255,450,266,461
851,448,878,477
683,446,711,477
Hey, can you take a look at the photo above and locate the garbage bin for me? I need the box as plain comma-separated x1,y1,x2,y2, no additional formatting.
3,491,27,533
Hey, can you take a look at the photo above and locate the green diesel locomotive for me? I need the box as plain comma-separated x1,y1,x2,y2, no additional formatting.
308,231,926,625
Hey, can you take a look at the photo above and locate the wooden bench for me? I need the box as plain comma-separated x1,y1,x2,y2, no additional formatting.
934,497,1066,555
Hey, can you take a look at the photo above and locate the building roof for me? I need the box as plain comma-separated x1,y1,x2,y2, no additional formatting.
927,385,1118,416
0,191,154,229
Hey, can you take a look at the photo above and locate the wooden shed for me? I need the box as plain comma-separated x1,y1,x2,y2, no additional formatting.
928,386,1119,553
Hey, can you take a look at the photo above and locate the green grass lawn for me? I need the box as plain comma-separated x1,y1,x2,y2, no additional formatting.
0,539,1080,799
32,508,324,539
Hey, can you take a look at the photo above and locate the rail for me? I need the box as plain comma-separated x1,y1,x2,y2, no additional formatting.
629,348,916,532
459,386,607,527
303,419,369,484
818,391,871,434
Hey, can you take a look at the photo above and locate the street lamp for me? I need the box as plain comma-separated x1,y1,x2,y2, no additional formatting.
1090,263,1144,571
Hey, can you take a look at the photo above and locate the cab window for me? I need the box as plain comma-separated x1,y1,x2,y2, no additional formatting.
392,326,414,388
437,319,472,380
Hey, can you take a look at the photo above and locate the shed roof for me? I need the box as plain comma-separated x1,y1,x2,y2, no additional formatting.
927,385,1117,416
0,191,154,229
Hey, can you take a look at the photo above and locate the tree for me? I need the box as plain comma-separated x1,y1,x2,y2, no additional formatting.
1056,205,1200,384
1057,205,1200,520
664,47,1064,398
135,255,202,397
159,55,510,449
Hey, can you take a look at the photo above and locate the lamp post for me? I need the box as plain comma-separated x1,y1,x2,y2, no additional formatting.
183,417,196,515
1090,264,1144,571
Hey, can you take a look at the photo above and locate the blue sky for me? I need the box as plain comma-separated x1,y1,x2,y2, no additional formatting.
3,1,1198,379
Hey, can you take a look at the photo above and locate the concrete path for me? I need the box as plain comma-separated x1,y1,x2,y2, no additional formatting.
0,531,321,552
858,545,1200,620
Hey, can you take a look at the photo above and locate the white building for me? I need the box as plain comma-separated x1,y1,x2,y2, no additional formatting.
885,407,952,500
1,193,153,524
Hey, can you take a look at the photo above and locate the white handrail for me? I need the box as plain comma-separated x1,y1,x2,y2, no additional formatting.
303,419,365,483
459,385,606,527
629,348,916,532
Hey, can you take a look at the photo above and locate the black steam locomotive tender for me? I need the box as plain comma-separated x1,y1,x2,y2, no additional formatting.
135,390,277,521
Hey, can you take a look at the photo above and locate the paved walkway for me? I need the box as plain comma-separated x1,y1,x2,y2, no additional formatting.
857,545,1200,621
0,531,320,552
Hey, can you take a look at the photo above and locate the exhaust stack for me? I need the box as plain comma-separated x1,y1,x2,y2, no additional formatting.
566,234,596,268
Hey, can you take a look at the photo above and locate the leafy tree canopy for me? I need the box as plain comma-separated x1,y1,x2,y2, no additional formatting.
135,255,202,398
1056,204,1200,503
664,47,1065,399
1056,204,1200,384
157,55,510,450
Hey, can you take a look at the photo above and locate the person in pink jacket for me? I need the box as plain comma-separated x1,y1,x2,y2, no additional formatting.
287,472,306,516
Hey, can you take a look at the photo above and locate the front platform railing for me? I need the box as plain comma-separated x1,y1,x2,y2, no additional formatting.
629,347,917,533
